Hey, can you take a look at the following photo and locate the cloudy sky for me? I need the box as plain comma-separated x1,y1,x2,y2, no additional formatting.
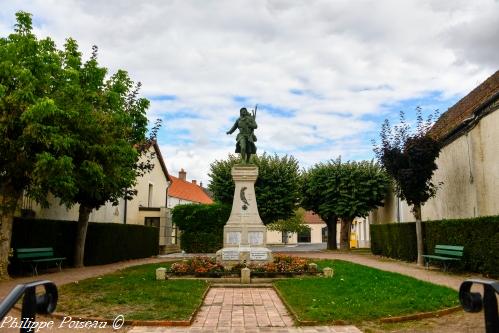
1,0,498,185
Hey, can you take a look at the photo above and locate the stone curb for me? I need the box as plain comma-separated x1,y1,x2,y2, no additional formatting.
379,305,463,323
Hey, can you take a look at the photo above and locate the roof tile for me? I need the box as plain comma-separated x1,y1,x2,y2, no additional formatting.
429,71,499,141
168,176,213,204
304,211,326,224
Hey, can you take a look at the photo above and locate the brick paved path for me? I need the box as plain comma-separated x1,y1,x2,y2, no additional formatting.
193,288,293,328
129,287,361,333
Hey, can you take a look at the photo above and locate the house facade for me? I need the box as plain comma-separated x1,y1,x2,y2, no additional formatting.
20,142,174,253
371,71,499,224
266,210,371,248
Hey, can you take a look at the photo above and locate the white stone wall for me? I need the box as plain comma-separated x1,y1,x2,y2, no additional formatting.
309,223,326,243
167,196,195,209
266,230,298,245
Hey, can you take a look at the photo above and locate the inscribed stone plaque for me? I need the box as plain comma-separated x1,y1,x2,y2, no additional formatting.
248,231,263,245
226,231,241,245
222,249,239,260
250,250,268,260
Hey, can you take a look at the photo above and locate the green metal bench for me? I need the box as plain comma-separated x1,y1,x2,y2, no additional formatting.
15,247,66,276
422,244,464,271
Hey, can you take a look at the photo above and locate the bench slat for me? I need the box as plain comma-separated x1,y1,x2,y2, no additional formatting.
435,245,464,251
16,248,54,253
31,257,66,263
17,251,55,259
435,249,463,257
422,255,460,261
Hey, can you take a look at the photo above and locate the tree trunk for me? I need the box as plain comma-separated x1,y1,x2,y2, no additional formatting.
74,205,92,268
340,217,353,250
325,215,338,250
0,186,22,280
413,203,424,266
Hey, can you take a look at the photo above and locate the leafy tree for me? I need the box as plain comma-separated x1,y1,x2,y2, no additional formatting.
267,208,310,242
0,12,62,279
24,40,151,268
208,153,301,225
302,159,390,250
301,164,340,250
373,108,441,265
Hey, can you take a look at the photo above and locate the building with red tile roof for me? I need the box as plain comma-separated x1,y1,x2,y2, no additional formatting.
429,70,499,145
167,169,213,208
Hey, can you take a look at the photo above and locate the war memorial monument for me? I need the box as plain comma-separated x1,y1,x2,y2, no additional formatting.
216,107,272,265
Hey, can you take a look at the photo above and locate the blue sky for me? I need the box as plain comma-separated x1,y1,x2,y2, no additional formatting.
1,0,497,184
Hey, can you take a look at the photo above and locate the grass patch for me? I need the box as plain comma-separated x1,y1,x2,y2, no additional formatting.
57,262,208,320
274,260,459,324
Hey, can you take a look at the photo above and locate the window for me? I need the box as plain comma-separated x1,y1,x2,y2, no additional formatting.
297,229,311,243
148,183,153,207
322,227,328,243
144,217,160,228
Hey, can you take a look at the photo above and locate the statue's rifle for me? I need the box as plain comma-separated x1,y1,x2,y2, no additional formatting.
253,104,258,119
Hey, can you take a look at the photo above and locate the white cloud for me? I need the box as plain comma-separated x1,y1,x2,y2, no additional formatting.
2,0,498,184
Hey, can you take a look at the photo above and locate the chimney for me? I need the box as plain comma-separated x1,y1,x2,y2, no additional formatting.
192,180,197,185
200,181,203,188
179,168,186,181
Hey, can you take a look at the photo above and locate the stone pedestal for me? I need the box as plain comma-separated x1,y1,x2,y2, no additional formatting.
216,165,273,266
156,267,166,280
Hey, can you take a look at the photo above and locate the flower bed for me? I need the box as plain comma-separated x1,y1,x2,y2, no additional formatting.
167,255,317,277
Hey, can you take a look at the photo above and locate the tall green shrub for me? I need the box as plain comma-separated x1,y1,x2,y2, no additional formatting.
370,216,499,277
172,203,231,253
10,218,158,271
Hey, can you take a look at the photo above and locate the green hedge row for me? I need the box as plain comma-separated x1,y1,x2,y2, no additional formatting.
10,218,159,270
370,216,499,277
172,203,230,253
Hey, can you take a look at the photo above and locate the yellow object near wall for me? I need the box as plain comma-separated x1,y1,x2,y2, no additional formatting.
350,232,357,248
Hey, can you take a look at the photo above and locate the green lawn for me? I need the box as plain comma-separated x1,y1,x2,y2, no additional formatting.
274,260,459,324
57,262,208,320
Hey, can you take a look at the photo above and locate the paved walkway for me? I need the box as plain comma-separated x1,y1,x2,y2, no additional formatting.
192,288,293,328
129,287,361,332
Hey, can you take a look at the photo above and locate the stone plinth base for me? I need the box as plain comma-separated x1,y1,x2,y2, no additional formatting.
217,165,272,266
216,246,273,267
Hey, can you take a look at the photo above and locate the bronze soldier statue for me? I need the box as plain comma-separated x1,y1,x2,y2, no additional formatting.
227,106,257,163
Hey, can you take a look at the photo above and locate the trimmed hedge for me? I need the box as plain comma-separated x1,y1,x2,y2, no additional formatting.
371,216,499,277
10,218,159,270
370,222,417,262
172,203,231,253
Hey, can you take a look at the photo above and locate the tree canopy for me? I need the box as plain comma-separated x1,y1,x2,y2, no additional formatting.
302,158,390,249
373,107,441,264
374,108,441,208
0,12,153,272
0,11,64,278
208,153,301,225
